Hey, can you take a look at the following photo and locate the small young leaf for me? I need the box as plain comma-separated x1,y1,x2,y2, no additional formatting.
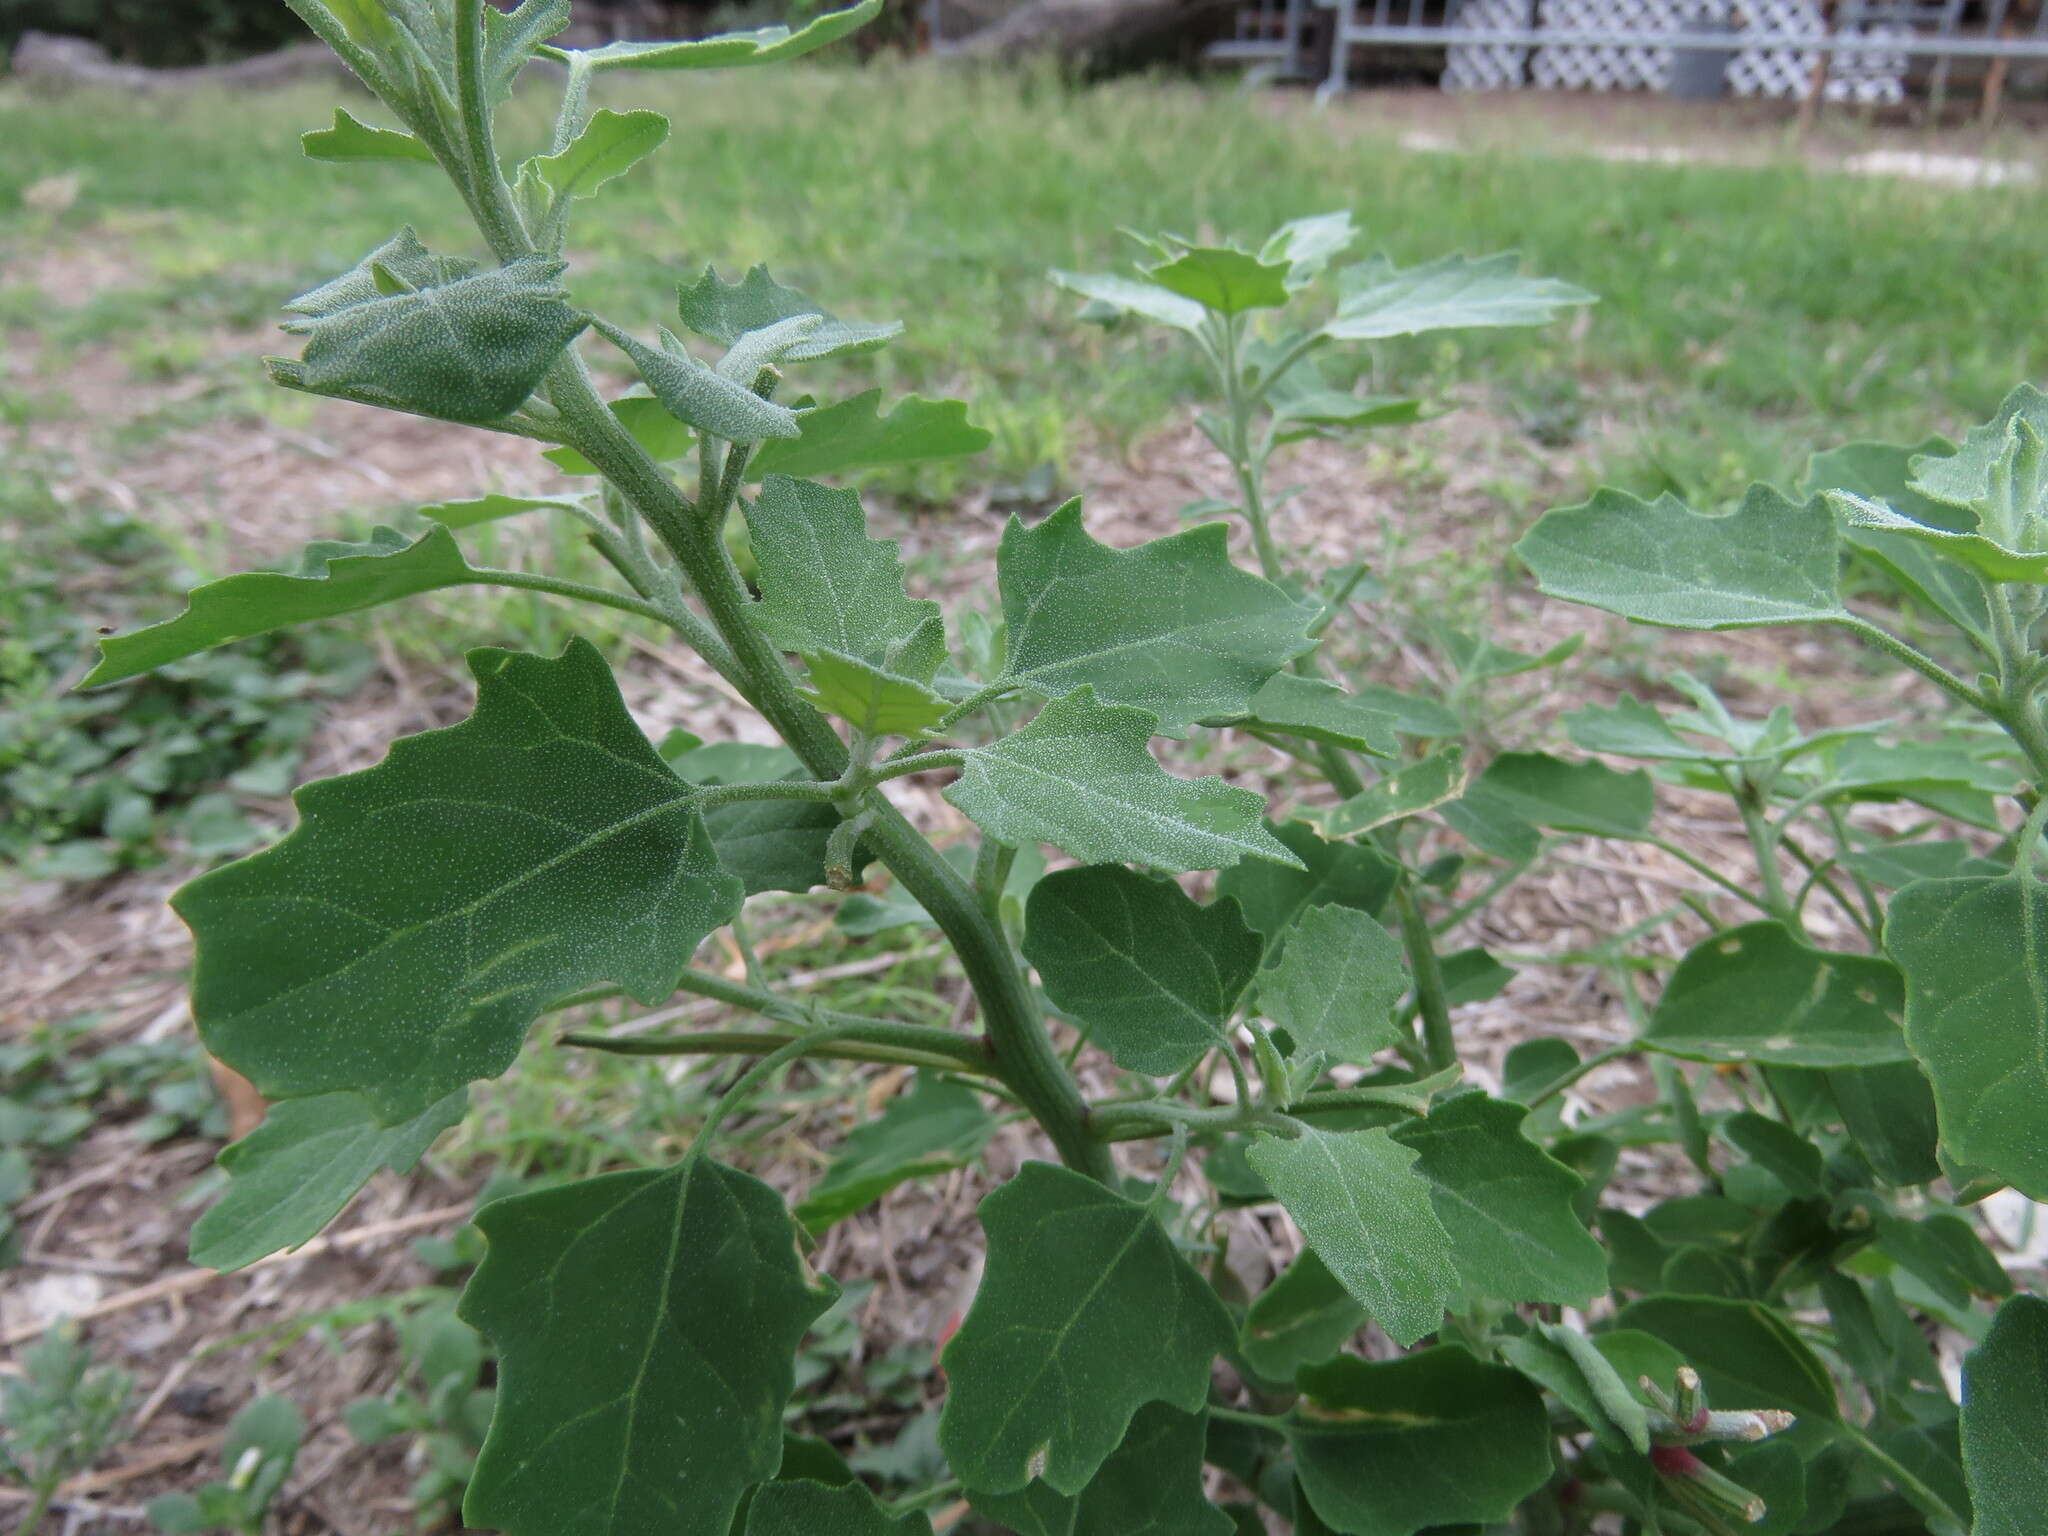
798,648,951,737
1889,874,2048,1200
1217,820,1399,954
1253,903,1406,1065
272,237,586,424
1305,748,1468,839
945,688,1302,875
1960,1293,2048,1536
678,265,900,360
1722,1111,1827,1199
302,107,434,163
1246,1125,1456,1346
1240,1250,1366,1384
85,525,492,688
461,1159,837,1536
745,1479,933,1536
1613,1295,1840,1421
938,1162,1234,1495
1023,865,1263,1077
484,0,573,97
1804,436,1989,644
1830,487,2048,585
1258,210,1357,287
1288,1349,1552,1536
1516,484,1848,630
1643,922,1911,1069
1324,251,1594,341
995,501,1315,736
1909,382,2048,516
1238,673,1399,756
1392,1094,1606,1307
970,1404,1230,1536
1046,270,1206,331
795,1076,996,1234
549,0,881,70
595,320,800,443
1144,247,1292,314
745,476,941,666
176,641,743,1121
190,1089,466,1271
748,391,990,480
1462,750,1654,841
530,107,669,200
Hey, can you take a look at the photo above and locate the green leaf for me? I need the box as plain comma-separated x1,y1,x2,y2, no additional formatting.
1501,1324,1651,1457
1258,210,1357,287
1253,903,1406,1065
1240,1250,1365,1384
461,1159,837,1536
176,640,743,1121
1612,1295,1840,1421
1046,270,1205,331
1246,1125,1456,1346
543,394,696,474
945,688,1301,875
595,320,799,444
1305,748,1468,839
666,739,858,896
550,0,881,69
1909,382,2048,518
969,1403,1231,1536
1325,252,1594,342
419,492,588,528
1023,865,1262,1076
745,1480,933,1536
271,234,586,424
84,525,499,688
745,476,941,667
1642,921,1911,1069
995,501,1314,736
1462,750,1654,840
679,265,900,361
1216,821,1399,955
1828,1060,1942,1186
1348,685,1460,739
1516,484,1848,630
1722,1111,1826,1199
1804,437,1989,643
937,1162,1234,1495
1841,839,2006,890
1830,485,2048,584
747,391,990,480
1564,694,1721,761
1238,673,1398,756
530,108,668,200
794,1076,995,1234
1144,247,1291,314
798,648,951,737
1961,1294,2048,1536
1393,1094,1607,1306
484,0,572,98
1888,874,2048,1200
302,107,434,163
1288,1349,1552,1535
1877,1211,2012,1310
190,1089,466,1271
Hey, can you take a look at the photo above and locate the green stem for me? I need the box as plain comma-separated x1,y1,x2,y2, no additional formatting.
973,837,1018,926
1646,835,1781,916
1392,880,1457,1070
471,565,703,635
563,1027,994,1078
688,1025,859,1149
1216,316,1288,582
1525,1044,1633,1108
1733,787,1797,928
1832,614,1988,716
1207,1404,1290,1431
692,778,842,809
449,0,530,259
1840,1423,1969,1534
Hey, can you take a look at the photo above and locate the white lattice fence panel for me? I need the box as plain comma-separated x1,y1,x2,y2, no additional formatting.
1443,0,1534,89
1727,0,1907,99
1531,0,1687,88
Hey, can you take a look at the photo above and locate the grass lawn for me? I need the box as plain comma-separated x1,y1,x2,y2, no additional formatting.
4,63,2044,503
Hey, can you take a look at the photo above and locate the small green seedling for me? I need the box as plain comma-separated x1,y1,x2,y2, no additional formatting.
0,1323,133,1532
147,1395,302,1535
343,1301,494,1529
86,1,2045,1532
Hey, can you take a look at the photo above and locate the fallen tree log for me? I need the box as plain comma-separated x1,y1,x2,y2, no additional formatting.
9,31,350,90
